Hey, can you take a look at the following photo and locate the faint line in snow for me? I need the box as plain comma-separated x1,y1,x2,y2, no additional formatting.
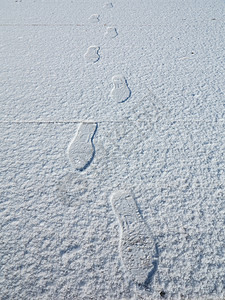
177,56,193,60
0,119,223,124
0,23,86,27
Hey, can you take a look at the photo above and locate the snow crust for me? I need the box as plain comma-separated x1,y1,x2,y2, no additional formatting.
0,0,224,299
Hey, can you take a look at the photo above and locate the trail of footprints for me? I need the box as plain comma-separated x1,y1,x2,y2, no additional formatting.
69,2,131,170
66,2,157,292
84,3,131,102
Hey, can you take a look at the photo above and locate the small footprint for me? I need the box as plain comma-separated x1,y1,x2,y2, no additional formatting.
104,2,113,8
89,14,100,23
110,190,158,288
110,75,131,103
105,27,118,39
67,123,97,171
84,46,100,63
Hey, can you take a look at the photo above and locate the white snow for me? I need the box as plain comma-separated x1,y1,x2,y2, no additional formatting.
0,0,224,299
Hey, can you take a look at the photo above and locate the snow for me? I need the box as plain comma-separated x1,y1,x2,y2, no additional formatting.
0,0,224,299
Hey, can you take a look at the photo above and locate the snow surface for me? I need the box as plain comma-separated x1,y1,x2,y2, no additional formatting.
0,0,225,299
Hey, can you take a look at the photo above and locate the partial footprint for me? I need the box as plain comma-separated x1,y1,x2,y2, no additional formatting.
67,123,97,171
89,14,100,23
105,27,118,39
104,2,113,8
84,46,100,63
110,75,131,103
111,190,158,288
57,173,88,206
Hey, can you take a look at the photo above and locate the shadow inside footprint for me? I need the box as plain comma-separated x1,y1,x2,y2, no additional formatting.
78,123,98,171
143,259,158,288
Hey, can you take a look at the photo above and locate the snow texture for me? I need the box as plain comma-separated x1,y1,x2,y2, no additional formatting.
0,0,225,299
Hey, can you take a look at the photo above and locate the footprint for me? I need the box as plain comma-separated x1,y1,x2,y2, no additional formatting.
104,2,113,8
84,46,100,63
105,27,118,39
110,75,131,103
89,14,100,23
110,190,158,288
67,123,97,171
57,173,88,206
